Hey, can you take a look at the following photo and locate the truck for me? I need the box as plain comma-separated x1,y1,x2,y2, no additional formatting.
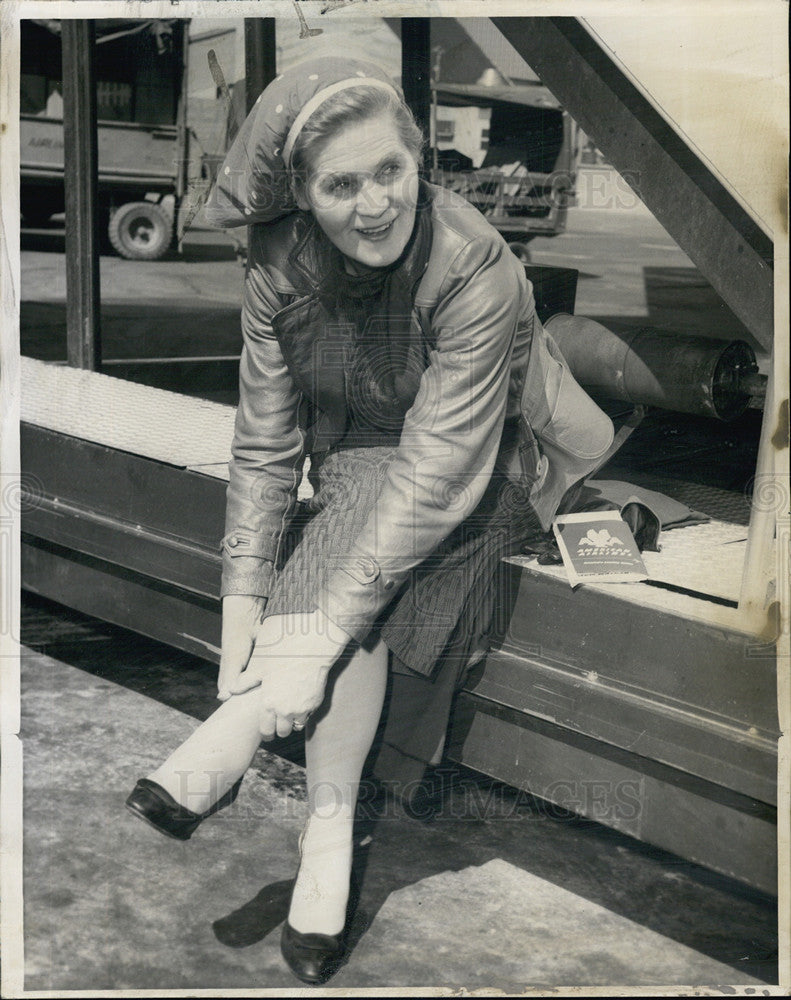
20,18,191,261
430,76,581,262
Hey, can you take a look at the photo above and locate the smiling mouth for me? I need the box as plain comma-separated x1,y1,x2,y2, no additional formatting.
356,219,395,239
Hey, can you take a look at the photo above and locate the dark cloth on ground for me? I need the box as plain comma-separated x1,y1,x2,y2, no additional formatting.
575,479,710,530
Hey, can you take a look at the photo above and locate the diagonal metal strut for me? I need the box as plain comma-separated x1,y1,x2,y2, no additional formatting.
493,16,774,351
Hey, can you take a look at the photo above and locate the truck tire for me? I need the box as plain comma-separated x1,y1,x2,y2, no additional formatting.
108,201,172,261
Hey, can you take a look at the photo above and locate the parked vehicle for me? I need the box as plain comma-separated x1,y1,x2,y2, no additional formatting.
430,79,581,262
20,18,191,260
20,115,189,260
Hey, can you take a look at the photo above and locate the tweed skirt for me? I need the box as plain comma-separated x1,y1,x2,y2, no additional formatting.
264,445,538,678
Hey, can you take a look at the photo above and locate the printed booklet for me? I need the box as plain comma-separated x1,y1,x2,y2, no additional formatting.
552,510,648,587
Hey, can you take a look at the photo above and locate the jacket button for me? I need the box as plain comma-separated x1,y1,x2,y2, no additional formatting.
227,536,240,548
383,579,395,591
355,557,377,579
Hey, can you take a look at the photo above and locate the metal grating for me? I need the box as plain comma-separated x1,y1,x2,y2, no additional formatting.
21,358,316,498
513,520,749,604
508,516,778,633
603,471,754,527
21,357,236,469
639,520,748,601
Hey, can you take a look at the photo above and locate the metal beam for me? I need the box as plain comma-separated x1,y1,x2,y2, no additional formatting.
492,17,774,351
21,536,222,665
401,18,432,161
175,21,189,202
448,694,777,895
61,19,101,370
244,19,277,115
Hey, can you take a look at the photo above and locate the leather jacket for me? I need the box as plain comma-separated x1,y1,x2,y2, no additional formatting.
221,185,613,642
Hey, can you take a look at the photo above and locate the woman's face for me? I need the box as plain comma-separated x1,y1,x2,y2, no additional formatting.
296,112,420,269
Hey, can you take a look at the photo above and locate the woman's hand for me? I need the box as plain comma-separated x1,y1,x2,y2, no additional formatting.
229,609,351,739
217,594,268,701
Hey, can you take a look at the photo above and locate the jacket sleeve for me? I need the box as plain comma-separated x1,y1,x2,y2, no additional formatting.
220,259,306,598
315,236,523,641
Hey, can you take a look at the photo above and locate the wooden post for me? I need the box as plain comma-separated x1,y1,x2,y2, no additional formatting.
244,19,277,115
175,20,189,202
62,19,101,371
401,18,432,164
739,356,778,613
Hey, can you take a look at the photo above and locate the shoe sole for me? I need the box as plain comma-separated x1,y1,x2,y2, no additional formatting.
124,798,193,841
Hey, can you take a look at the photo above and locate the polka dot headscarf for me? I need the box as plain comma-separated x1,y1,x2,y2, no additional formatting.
204,57,401,228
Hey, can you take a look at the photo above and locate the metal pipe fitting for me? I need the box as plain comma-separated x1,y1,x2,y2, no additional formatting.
545,313,763,421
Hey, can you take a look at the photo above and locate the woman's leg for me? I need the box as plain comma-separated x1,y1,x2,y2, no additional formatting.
147,686,263,815
146,636,388,936
288,637,389,936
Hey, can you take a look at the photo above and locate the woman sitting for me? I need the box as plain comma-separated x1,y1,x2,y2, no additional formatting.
125,57,613,985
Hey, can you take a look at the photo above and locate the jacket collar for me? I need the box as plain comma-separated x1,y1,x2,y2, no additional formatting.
270,183,435,453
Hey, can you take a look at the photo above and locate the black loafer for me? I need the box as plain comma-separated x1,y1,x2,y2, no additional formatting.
125,776,243,841
280,876,359,985
280,921,347,985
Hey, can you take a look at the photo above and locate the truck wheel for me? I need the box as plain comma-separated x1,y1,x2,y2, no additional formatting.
108,202,172,261
507,241,532,264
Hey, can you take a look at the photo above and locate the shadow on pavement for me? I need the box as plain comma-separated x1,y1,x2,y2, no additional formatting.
21,591,776,983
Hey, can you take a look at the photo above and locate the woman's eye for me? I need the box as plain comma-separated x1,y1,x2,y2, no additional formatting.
330,178,355,195
378,162,401,180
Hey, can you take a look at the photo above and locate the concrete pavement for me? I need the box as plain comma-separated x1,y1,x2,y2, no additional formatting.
14,595,778,993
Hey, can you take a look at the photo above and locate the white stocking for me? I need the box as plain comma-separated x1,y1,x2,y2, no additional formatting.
289,639,388,934
147,638,389,937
